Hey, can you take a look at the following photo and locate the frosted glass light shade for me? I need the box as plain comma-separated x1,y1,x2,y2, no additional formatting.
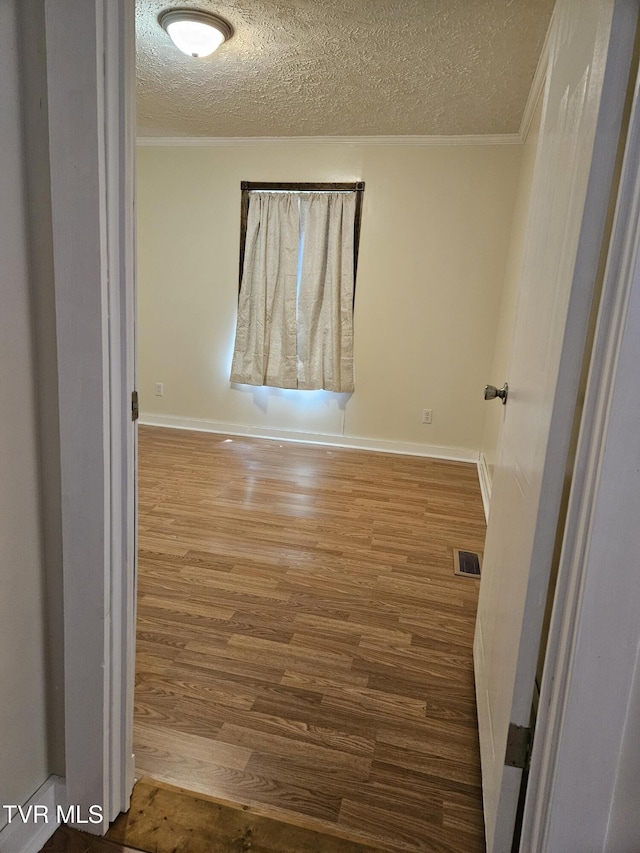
159,10,233,58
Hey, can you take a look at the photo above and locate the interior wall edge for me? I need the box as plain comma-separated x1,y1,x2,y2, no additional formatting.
519,11,552,140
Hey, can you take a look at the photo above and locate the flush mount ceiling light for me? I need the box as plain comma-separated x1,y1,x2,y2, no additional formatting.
159,9,233,58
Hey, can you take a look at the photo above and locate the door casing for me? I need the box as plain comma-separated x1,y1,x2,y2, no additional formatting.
46,0,137,831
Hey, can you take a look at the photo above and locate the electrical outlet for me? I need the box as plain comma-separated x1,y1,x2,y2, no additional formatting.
155,382,164,397
422,408,432,424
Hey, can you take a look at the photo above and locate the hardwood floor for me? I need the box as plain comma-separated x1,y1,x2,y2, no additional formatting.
41,778,383,853
134,426,487,852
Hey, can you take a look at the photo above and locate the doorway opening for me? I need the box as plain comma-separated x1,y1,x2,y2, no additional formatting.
130,2,552,851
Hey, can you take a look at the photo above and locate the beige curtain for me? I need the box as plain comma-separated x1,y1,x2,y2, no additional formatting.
297,192,355,392
231,190,356,392
230,192,299,388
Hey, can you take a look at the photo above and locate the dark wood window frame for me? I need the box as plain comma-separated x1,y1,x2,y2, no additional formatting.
238,181,365,303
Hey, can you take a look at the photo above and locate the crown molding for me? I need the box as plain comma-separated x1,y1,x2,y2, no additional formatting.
137,133,522,147
519,10,553,141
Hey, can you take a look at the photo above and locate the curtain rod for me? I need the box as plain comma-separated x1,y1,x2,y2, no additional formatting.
247,190,355,194
241,181,365,192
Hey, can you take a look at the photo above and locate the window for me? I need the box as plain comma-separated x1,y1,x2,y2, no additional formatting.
230,181,364,392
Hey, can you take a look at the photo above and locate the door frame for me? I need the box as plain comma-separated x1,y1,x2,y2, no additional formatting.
46,0,136,831
47,0,640,846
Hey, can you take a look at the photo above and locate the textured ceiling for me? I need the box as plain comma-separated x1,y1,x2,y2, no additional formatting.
136,0,555,138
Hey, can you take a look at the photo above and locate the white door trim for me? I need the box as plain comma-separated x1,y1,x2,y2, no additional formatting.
46,0,136,831
104,0,138,814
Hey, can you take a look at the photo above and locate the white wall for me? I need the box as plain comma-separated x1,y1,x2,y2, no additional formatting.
137,142,522,458
0,0,50,832
481,96,543,480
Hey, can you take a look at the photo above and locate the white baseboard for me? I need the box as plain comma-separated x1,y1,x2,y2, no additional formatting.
477,452,492,522
139,413,480,464
0,776,65,853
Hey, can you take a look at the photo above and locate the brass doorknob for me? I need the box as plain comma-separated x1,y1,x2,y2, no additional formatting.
484,383,508,404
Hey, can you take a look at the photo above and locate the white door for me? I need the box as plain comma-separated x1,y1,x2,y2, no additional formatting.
474,0,638,850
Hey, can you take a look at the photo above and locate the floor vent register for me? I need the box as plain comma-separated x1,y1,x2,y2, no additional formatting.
453,548,482,578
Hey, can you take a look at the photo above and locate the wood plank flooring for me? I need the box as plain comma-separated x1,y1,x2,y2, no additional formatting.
134,426,487,852
41,777,384,853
